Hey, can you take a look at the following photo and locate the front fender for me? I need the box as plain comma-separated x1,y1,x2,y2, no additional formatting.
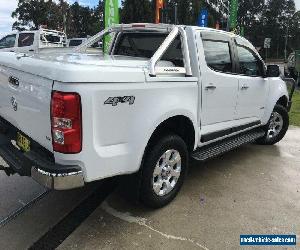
262,78,289,125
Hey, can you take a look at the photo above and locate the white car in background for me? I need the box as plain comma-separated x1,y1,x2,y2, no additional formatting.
0,29,67,53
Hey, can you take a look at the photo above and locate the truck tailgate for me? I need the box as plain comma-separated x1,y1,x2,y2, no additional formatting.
0,65,53,152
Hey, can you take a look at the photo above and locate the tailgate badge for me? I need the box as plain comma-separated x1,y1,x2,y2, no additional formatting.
10,97,18,111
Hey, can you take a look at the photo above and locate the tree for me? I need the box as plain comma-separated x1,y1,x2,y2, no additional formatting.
121,0,153,23
11,0,104,37
262,0,296,57
12,0,62,31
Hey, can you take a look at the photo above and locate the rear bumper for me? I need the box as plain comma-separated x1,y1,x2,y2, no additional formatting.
0,116,84,190
31,167,84,190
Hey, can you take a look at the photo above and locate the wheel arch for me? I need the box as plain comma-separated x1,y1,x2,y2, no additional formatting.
145,115,197,155
262,78,289,125
276,95,289,108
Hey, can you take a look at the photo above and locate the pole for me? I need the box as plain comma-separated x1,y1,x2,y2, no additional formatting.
226,1,230,31
174,3,178,24
63,14,67,35
285,22,289,61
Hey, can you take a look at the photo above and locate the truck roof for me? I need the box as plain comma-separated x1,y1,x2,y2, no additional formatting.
110,23,238,37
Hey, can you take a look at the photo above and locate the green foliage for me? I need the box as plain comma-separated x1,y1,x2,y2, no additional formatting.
67,2,103,37
290,89,300,126
12,0,62,30
120,0,152,23
12,0,104,37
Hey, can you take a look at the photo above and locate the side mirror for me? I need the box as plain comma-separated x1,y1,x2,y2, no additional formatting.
266,64,280,77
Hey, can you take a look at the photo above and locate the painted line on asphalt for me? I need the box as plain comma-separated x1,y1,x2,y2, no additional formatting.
0,190,50,228
101,201,210,250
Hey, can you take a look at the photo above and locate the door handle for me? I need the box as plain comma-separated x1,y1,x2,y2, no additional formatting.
205,85,217,90
241,85,249,90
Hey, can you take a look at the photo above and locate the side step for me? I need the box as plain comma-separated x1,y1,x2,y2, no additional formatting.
192,128,265,161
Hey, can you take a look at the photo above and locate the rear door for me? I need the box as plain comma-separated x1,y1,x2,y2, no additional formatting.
197,31,239,141
234,37,268,121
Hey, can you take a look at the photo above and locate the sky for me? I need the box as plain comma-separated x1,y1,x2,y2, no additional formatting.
0,0,300,37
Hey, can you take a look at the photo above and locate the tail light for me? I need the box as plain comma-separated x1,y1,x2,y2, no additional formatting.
51,91,82,153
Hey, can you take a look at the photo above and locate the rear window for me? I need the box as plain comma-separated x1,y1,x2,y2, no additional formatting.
114,32,183,67
69,40,83,47
18,33,34,47
41,34,61,44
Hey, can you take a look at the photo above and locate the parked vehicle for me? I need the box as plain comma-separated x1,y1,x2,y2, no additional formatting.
284,52,297,79
0,29,67,53
0,24,294,208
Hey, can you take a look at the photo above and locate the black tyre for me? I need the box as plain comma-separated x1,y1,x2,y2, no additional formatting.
140,134,188,208
256,104,289,145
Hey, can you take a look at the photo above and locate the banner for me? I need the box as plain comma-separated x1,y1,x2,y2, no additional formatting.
155,0,164,24
198,9,208,27
229,0,238,30
104,0,119,53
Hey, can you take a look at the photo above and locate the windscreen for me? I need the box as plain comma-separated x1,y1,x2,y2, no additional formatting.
114,32,184,66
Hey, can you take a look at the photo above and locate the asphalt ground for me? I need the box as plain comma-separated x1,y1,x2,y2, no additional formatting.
0,127,299,250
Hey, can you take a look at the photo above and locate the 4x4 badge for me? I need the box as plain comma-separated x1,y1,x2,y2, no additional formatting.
104,96,135,106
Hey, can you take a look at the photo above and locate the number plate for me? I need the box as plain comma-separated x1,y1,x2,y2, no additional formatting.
17,132,30,152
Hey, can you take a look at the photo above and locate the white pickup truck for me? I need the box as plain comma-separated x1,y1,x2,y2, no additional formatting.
0,24,295,208
0,29,67,53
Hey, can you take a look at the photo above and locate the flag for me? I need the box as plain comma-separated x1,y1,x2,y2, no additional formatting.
155,0,164,24
229,0,238,30
104,0,119,53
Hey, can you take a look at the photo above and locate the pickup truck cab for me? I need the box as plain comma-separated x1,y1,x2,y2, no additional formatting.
0,24,293,208
0,29,67,53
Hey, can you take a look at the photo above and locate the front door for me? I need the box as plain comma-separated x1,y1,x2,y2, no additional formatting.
234,39,269,121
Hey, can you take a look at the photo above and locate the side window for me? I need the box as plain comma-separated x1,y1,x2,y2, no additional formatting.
237,45,264,77
18,33,34,47
202,40,233,73
0,35,16,49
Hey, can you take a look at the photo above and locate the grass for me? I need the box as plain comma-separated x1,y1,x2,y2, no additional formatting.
290,89,300,126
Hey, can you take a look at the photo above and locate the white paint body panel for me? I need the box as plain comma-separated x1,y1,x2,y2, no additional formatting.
0,26,289,184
